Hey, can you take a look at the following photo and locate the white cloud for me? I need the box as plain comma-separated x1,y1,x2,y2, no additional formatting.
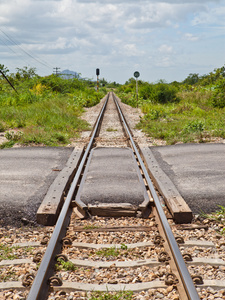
158,44,174,54
155,56,174,68
0,0,224,83
183,33,199,41
192,5,225,26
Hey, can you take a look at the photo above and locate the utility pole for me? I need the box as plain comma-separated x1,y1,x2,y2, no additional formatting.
53,67,60,75
0,70,18,94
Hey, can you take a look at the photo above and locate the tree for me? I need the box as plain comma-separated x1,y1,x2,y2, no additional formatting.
183,73,199,85
0,64,9,76
15,66,37,79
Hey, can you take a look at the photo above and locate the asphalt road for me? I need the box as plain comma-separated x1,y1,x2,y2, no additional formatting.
0,144,224,227
0,147,73,227
151,143,225,214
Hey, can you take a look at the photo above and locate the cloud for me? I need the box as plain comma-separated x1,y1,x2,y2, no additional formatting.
158,44,174,54
192,5,225,27
183,33,199,41
155,56,174,68
0,0,224,82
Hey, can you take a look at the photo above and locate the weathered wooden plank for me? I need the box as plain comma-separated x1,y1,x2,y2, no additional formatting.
37,147,84,225
88,203,138,217
140,147,193,223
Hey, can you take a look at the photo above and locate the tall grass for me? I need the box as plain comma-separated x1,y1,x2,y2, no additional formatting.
0,75,106,146
119,87,225,145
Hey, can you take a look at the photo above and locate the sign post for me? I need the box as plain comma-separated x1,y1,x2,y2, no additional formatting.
96,68,100,92
134,71,140,108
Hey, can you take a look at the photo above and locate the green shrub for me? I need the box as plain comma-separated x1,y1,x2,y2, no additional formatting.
139,82,179,104
5,131,23,141
183,120,205,133
145,109,166,120
0,141,15,149
0,122,5,132
211,80,225,108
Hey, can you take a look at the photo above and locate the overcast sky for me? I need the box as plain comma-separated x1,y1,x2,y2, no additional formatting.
0,0,225,83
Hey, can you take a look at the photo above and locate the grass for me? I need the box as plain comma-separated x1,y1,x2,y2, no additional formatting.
0,75,106,147
0,270,17,282
0,244,34,261
83,225,100,230
201,205,225,224
95,245,129,257
106,128,118,132
96,247,120,258
89,291,133,300
0,244,19,261
0,140,15,149
0,96,90,146
200,205,225,236
136,90,225,145
55,258,77,271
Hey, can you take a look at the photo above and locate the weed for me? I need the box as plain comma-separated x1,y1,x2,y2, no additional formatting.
89,291,133,300
55,258,77,271
201,205,225,223
0,122,5,132
211,80,225,108
200,205,225,235
5,130,23,141
95,245,129,257
120,243,128,250
0,74,106,147
0,270,17,282
0,244,20,261
183,120,205,133
106,128,118,132
83,225,100,230
96,247,120,258
0,140,15,149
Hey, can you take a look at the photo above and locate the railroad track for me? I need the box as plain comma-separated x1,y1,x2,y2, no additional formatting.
0,92,225,300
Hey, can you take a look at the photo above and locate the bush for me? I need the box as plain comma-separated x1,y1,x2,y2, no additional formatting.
0,122,5,132
183,120,205,133
139,82,179,104
211,80,225,108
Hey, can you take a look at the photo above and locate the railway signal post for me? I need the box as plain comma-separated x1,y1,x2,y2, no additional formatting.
96,68,100,92
134,71,140,108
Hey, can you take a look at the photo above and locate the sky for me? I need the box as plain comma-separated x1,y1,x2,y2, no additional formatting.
0,0,225,84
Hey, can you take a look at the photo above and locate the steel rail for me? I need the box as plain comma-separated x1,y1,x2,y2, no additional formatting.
112,93,200,300
27,93,110,300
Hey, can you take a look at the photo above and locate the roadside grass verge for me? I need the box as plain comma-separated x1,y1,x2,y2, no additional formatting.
0,75,106,147
136,90,225,145
0,96,90,146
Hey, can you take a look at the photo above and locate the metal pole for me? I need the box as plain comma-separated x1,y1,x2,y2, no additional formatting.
136,78,138,108
97,74,99,92
0,70,18,94
96,68,100,92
